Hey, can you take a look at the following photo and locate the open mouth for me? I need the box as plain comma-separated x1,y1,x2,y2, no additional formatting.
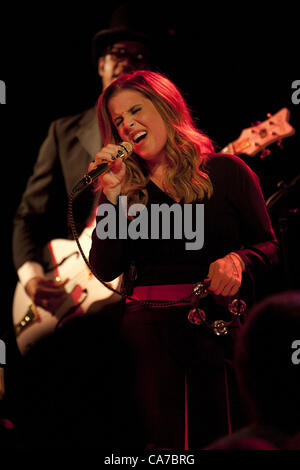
133,131,147,144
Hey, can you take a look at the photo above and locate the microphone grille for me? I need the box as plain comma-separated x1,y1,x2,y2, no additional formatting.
120,141,133,158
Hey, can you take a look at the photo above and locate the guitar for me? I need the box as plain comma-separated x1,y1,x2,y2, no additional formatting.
12,220,123,355
12,108,295,355
221,108,295,156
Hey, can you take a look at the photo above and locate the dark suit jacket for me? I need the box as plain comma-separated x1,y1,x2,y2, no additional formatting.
12,107,102,270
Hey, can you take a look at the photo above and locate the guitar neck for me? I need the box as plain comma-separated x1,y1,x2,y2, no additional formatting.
220,142,235,155
220,108,296,157
221,134,262,156
221,139,251,156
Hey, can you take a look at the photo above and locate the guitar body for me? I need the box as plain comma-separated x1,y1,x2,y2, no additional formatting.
13,231,122,355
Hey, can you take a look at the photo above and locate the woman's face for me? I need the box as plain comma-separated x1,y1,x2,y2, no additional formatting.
108,89,168,166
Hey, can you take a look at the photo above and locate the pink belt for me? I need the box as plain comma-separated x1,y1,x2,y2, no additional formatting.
126,284,193,304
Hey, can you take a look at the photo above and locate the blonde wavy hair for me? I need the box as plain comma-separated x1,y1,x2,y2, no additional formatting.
97,70,214,207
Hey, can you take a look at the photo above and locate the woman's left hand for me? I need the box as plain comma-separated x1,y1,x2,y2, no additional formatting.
207,253,244,296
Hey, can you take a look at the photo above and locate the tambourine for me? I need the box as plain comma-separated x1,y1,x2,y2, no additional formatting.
187,279,247,336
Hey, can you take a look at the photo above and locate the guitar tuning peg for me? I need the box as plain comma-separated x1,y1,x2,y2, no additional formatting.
260,149,271,159
277,139,284,150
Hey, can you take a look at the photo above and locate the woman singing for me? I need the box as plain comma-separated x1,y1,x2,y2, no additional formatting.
88,70,279,449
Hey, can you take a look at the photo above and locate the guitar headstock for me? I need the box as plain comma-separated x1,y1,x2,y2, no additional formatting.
227,108,295,157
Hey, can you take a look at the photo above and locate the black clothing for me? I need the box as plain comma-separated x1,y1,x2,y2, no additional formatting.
90,154,279,287
12,107,100,271
89,154,279,449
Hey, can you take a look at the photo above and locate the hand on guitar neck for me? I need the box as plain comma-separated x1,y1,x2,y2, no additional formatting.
25,276,69,313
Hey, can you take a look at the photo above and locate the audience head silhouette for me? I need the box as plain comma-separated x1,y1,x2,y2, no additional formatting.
235,290,300,434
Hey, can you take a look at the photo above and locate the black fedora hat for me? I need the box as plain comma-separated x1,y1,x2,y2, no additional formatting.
91,3,171,67
92,26,153,66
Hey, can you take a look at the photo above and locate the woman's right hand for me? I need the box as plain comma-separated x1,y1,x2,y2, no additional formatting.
88,144,127,203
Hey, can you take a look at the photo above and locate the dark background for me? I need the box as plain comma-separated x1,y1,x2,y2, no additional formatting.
1,2,299,333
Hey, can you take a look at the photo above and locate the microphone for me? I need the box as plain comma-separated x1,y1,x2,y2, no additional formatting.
72,142,133,193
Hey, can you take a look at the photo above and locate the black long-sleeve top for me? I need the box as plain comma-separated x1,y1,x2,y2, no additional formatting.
89,154,279,291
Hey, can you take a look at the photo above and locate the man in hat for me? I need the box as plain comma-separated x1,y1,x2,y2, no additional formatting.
94,27,155,88
8,24,158,449
12,27,155,314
